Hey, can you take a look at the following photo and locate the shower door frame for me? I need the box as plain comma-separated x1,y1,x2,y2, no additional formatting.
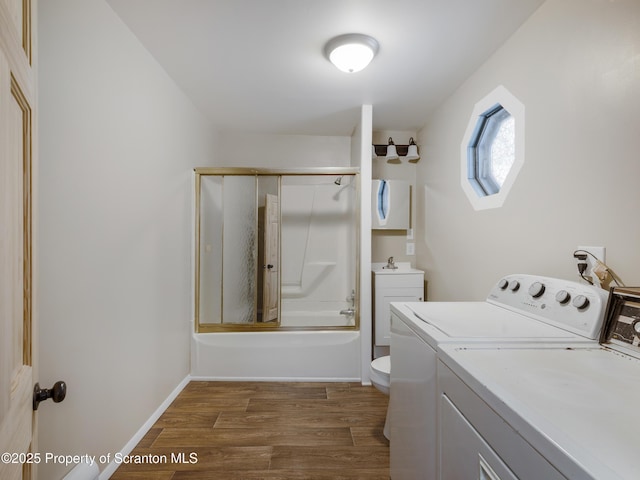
194,167,361,333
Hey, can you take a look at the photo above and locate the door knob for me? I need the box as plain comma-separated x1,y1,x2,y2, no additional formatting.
33,381,66,410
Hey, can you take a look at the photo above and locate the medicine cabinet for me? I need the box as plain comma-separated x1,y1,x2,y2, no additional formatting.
371,179,410,230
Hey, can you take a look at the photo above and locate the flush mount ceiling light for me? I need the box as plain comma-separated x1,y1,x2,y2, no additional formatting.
324,33,379,73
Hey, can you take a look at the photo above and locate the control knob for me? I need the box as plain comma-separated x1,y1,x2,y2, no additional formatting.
528,282,545,298
572,295,590,310
498,279,509,290
555,290,571,305
508,280,520,292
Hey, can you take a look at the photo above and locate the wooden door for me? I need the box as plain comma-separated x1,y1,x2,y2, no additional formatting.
262,194,279,322
0,1,36,479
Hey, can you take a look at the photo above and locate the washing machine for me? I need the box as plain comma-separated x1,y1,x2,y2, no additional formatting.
389,274,609,480
437,286,640,479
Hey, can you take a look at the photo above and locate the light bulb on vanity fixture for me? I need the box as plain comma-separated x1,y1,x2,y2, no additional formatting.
385,137,400,163
405,137,420,163
324,33,379,73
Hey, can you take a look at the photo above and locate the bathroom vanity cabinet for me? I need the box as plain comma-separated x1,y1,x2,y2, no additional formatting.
372,266,425,347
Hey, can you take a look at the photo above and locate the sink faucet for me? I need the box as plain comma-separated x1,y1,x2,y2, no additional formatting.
385,256,397,270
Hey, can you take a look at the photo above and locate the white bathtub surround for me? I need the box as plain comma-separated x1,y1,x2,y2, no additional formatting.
280,176,357,320
191,331,361,381
279,298,356,327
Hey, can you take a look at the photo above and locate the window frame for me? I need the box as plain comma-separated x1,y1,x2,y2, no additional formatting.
461,85,525,210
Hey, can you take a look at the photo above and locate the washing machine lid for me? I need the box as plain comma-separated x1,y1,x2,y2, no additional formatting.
391,302,585,349
439,343,640,480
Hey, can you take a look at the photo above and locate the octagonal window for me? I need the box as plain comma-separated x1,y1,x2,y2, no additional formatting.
468,105,514,196
461,85,524,210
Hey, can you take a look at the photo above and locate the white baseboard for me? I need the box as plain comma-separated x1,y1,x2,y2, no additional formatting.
189,375,362,383
99,375,191,479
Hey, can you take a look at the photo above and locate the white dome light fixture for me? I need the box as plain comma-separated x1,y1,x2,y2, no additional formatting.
324,33,379,73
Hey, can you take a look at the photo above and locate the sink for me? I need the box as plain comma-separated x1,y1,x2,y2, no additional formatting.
371,262,424,274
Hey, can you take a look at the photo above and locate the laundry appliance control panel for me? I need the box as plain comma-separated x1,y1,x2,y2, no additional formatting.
486,274,609,340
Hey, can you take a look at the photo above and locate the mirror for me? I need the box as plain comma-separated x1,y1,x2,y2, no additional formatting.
371,179,410,230
195,169,359,332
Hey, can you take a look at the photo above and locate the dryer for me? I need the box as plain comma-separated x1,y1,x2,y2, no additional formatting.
389,274,609,480
436,286,640,480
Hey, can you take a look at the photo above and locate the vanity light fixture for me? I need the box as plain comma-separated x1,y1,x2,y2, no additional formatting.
372,137,421,163
324,33,379,73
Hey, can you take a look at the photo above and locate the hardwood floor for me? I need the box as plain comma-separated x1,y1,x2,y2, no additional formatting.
110,381,390,479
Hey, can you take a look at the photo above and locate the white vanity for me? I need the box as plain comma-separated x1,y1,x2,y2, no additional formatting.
372,261,424,353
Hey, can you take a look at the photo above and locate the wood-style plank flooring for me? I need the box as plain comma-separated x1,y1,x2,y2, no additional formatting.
110,381,390,479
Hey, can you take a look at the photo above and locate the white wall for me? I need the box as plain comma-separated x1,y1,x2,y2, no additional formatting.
371,130,419,266
416,0,640,301
37,0,216,478
215,131,352,167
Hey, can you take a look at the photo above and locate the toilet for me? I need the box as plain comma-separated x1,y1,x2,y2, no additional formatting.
370,355,391,439
370,355,391,394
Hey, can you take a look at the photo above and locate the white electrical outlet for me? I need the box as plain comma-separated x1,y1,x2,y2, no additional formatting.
576,245,606,283
577,245,605,263
406,242,415,256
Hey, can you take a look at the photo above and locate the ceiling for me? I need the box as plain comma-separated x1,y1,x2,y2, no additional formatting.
106,0,545,136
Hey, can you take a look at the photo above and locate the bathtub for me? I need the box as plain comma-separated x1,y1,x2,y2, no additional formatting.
191,329,361,381
279,310,355,327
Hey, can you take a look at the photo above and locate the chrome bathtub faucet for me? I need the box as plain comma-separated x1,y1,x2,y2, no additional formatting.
340,290,356,316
